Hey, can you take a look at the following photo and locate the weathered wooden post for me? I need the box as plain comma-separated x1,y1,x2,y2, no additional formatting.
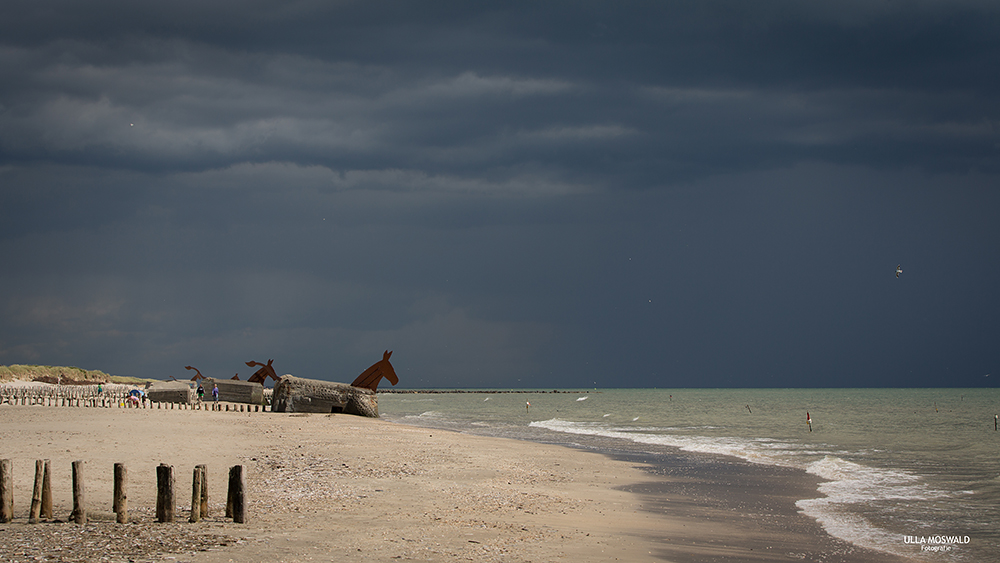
72,460,86,524
228,465,246,523
225,467,233,518
197,464,208,517
29,459,44,523
0,459,12,523
156,463,174,523
189,466,202,523
41,459,52,519
114,463,127,523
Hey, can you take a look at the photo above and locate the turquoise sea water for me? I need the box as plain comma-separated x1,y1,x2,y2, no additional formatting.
380,388,1000,561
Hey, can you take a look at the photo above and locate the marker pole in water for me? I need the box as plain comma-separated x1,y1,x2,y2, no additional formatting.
995,414,997,431
806,412,812,432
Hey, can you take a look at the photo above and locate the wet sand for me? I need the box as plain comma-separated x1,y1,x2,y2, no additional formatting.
614,450,915,562
0,402,914,562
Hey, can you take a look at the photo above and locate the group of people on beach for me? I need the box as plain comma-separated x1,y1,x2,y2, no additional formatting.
195,383,219,405
96,383,148,407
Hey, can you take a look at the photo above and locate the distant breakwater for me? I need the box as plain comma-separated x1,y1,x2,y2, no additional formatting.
377,389,595,394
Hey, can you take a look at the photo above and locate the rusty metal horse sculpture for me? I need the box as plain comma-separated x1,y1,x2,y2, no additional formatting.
351,350,399,391
245,359,281,385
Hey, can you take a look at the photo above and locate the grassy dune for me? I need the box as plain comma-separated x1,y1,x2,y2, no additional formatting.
0,364,115,384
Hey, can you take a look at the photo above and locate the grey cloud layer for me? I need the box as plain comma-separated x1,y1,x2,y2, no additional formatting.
4,1,997,177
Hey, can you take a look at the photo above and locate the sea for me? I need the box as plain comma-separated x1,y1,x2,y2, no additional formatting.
379,388,1000,562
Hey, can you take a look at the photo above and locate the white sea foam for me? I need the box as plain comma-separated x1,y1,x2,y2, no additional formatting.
577,396,588,401
796,456,948,559
403,410,444,420
805,455,934,502
529,418,801,467
529,418,951,560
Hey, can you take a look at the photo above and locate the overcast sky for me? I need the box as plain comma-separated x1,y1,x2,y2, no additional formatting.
1,1,998,388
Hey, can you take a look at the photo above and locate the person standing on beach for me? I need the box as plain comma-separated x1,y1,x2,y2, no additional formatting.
212,384,219,405
197,383,204,404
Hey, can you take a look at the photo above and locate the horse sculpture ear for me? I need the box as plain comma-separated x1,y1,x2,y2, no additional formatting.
384,350,392,361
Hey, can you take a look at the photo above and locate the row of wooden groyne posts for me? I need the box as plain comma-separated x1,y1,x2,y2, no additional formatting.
0,383,275,411
0,459,248,525
1,383,137,406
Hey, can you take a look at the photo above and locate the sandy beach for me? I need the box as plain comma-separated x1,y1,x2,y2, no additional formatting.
0,399,915,562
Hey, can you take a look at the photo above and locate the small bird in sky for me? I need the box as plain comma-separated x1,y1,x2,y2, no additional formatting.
895,264,902,278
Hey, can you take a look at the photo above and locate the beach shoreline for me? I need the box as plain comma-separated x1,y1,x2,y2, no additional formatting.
608,450,915,562
0,402,915,562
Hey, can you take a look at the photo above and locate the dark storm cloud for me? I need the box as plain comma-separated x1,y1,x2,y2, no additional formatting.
3,1,998,177
1,1,998,387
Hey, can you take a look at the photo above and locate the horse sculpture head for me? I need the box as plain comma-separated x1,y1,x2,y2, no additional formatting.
351,350,399,391
184,366,205,381
245,359,279,384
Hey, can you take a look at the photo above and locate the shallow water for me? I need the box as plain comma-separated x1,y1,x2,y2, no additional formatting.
380,388,1000,561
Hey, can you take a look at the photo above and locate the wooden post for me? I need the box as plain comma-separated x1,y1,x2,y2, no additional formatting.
114,463,127,523
197,464,208,518
72,460,86,524
189,466,202,523
156,464,174,522
41,459,52,519
0,459,12,523
29,460,44,523
225,466,234,518
228,465,246,523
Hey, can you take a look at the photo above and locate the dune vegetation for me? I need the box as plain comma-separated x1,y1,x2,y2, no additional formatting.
0,364,114,384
